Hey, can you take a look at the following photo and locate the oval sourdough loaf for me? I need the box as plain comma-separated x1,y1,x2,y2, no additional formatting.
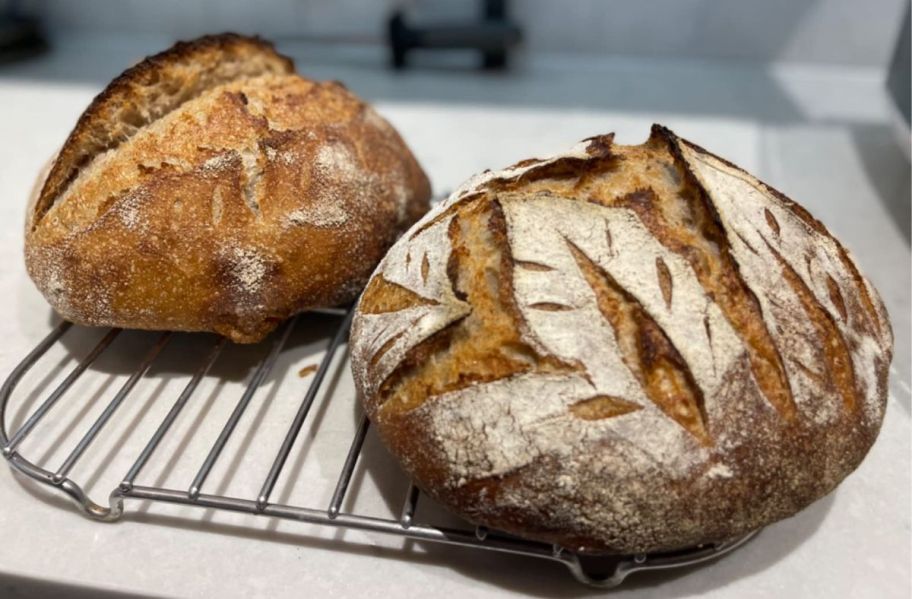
350,125,893,554
26,34,430,343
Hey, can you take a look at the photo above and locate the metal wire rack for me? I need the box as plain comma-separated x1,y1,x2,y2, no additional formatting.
0,309,755,589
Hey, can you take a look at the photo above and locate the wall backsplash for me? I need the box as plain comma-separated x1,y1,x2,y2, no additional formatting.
31,0,909,68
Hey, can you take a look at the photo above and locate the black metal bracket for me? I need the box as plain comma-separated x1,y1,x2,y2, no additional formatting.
388,0,522,70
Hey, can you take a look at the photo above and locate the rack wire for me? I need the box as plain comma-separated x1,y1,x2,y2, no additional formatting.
0,309,756,588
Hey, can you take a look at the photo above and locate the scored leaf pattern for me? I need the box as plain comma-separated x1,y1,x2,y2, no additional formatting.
503,194,743,429
679,143,885,425
352,136,889,483
354,212,470,399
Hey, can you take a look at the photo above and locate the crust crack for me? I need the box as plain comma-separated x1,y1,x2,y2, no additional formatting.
570,395,642,420
528,302,574,311
239,146,264,216
370,329,407,369
655,257,673,308
764,208,780,236
514,260,554,272
826,274,848,321
359,276,440,314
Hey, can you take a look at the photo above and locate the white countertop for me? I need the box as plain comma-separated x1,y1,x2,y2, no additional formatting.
0,38,909,598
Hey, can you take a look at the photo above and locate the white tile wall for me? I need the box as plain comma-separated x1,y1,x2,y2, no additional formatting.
28,0,911,68
513,0,909,66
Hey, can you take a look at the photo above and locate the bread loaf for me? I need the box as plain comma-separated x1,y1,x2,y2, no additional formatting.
349,125,893,554
26,34,430,342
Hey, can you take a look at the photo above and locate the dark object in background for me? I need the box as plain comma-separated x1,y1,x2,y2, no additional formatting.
388,0,521,70
0,0,47,64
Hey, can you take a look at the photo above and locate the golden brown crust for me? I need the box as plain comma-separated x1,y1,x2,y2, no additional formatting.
26,35,431,342
33,34,294,228
350,126,893,554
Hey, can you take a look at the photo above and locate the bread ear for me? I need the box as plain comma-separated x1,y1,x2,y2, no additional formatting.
25,151,58,233
33,34,293,227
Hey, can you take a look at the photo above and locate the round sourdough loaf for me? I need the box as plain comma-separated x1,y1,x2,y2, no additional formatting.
350,125,893,554
26,34,430,343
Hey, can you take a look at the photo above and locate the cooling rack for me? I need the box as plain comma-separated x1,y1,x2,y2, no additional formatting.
0,308,756,589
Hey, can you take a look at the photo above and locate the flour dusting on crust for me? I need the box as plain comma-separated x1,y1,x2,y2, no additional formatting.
286,203,348,228
351,213,471,398
227,245,266,294
349,126,893,553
